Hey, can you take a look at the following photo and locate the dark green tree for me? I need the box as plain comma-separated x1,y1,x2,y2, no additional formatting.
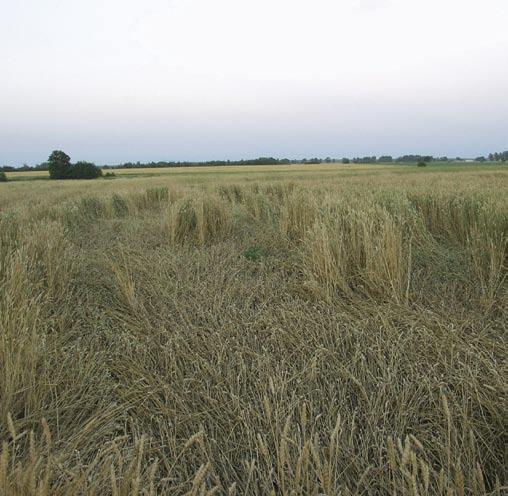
69,161,102,179
488,151,508,161
48,150,71,179
0,170,7,182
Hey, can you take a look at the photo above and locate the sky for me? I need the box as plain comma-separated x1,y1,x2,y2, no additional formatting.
1,0,507,165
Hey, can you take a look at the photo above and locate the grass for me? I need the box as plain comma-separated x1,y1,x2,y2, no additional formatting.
0,164,506,494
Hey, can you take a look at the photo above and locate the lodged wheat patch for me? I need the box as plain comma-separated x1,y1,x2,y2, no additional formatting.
0,165,506,494
165,194,232,245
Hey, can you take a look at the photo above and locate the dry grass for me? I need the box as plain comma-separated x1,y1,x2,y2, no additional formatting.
0,164,506,494
165,195,232,246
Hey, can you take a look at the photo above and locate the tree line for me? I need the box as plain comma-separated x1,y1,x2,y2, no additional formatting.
1,151,507,173
94,152,508,169
488,151,508,161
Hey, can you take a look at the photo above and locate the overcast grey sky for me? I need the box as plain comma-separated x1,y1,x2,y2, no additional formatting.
1,0,507,165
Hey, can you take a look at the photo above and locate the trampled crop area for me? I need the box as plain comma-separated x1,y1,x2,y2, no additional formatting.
0,164,506,494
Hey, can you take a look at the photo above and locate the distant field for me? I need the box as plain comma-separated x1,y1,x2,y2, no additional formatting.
2,161,507,212
0,163,506,494
8,162,377,179
5,160,506,181
7,162,369,180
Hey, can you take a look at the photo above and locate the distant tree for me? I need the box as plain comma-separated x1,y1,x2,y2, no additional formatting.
0,170,7,182
417,161,427,167
488,151,508,161
69,161,102,179
324,157,332,163
307,158,322,164
396,155,434,163
475,156,486,162
47,151,102,179
378,155,393,162
48,150,72,179
342,157,350,164
352,156,376,164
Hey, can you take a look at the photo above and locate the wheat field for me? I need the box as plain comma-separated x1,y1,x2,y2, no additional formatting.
0,164,507,495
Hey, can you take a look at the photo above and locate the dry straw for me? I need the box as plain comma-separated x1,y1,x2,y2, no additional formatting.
0,165,506,494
